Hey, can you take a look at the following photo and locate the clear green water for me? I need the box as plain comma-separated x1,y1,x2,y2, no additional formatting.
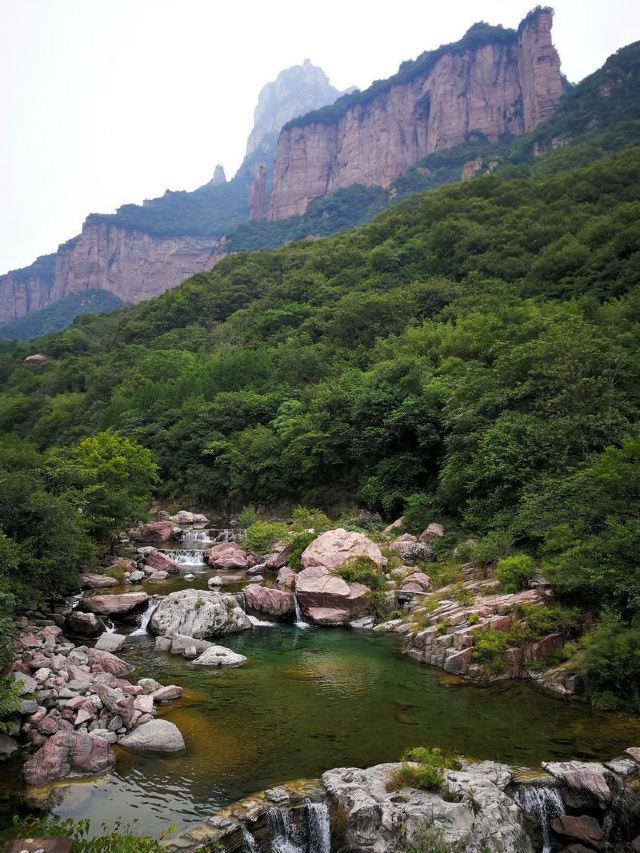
3,624,640,838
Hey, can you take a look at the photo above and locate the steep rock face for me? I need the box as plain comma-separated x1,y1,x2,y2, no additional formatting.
0,223,220,324
53,220,220,306
266,8,563,220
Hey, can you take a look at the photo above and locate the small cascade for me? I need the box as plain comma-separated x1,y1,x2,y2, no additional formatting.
293,595,309,629
515,784,565,853
163,548,207,569
104,618,116,634
215,529,236,543
266,801,330,853
235,592,246,611
130,598,157,637
241,825,259,853
181,529,213,544
268,806,301,853
306,802,330,853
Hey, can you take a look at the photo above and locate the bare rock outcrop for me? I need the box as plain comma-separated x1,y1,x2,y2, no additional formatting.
149,589,251,638
300,528,386,571
266,8,564,221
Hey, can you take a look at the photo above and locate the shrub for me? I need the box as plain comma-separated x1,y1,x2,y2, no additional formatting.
387,747,454,793
404,827,455,853
578,611,640,712
335,557,385,590
470,531,513,565
290,505,331,532
517,604,582,640
238,504,259,529
495,555,534,593
471,627,508,674
245,520,289,554
403,494,433,535
288,531,317,571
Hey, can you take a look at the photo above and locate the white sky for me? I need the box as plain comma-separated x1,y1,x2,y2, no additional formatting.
1,0,639,273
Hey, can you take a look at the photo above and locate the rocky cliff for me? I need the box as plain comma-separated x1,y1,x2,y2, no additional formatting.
266,7,564,220
0,61,342,326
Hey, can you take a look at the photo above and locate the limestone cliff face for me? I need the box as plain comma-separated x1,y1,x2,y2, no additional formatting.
0,223,221,324
266,8,563,220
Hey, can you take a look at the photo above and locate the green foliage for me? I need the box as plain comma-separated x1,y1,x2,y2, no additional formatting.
245,520,289,554
403,494,433,535
290,506,332,533
469,532,513,566
238,504,260,529
9,816,167,852
517,604,582,641
495,555,534,593
46,430,158,543
471,628,508,674
287,531,317,571
578,612,640,712
404,827,455,853
335,557,385,591
387,746,454,793
0,289,125,341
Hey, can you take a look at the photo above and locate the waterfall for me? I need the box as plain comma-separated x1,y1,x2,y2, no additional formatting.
306,802,330,853
515,784,564,852
104,618,116,634
130,598,157,636
241,825,259,853
162,548,207,570
294,595,309,629
266,801,330,853
181,529,212,544
248,614,277,627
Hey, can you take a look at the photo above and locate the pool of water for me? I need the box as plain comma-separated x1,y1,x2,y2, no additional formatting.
3,624,640,838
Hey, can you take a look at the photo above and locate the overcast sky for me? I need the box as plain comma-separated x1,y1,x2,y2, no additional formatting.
1,0,639,273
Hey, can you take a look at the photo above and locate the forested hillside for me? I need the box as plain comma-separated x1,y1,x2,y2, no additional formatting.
1,139,640,710
0,289,125,341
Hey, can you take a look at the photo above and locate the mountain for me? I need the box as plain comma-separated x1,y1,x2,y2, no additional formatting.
0,289,124,341
264,7,565,219
0,60,342,326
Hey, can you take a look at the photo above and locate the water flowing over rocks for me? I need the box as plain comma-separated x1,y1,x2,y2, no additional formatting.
149,588,251,638
160,750,640,852
300,528,387,571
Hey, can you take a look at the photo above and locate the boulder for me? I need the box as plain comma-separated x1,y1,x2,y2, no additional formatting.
382,517,405,537
296,568,370,624
276,566,296,588
86,647,135,677
149,589,251,638
11,671,38,695
119,719,185,753
81,592,149,616
147,571,169,581
206,542,251,570
107,556,137,572
94,632,126,653
419,522,445,542
322,762,533,852
400,572,432,593
170,510,209,525
65,611,105,637
81,573,118,589
266,543,294,570
208,576,223,587
0,733,18,760
193,646,247,667
551,815,604,850
300,528,386,571
392,535,435,565
169,634,213,655
128,521,174,542
145,550,180,573
23,730,115,785
152,685,183,702
129,570,146,583
243,584,295,618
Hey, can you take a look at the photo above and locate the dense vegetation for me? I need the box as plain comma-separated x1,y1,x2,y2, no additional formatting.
0,289,125,341
1,136,640,707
